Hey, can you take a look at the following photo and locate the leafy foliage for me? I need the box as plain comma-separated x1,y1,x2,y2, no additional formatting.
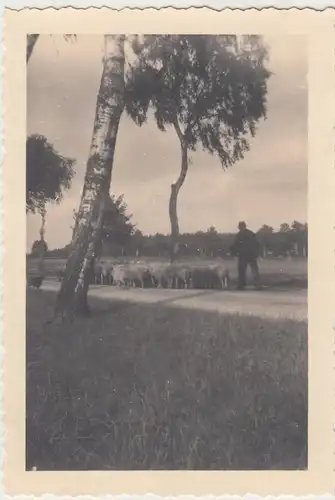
125,35,271,262
26,134,75,214
101,194,135,244
280,223,291,233
49,220,308,259
126,35,271,167
72,193,135,257
257,222,307,257
31,239,48,256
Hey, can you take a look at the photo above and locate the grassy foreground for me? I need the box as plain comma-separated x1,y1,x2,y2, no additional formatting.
26,290,307,471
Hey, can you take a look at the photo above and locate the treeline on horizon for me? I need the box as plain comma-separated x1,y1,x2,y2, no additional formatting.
35,220,308,260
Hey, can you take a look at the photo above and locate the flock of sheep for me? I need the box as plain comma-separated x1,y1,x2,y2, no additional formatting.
58,260,231,290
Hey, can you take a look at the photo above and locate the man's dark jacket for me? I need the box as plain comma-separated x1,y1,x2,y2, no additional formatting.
230,229,260,261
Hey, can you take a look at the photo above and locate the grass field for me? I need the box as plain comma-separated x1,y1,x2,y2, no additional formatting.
27,256,308,289
26,289,307,471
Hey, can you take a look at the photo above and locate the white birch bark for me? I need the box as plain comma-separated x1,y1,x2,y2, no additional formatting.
55,34,126,316
27,34,39,62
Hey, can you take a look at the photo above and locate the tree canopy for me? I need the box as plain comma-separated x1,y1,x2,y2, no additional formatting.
125,35,271,260
31,239,48,256
101,194,135,245
72,193,135,257
48,220,308,260
26,134,75,214
126,35,271,167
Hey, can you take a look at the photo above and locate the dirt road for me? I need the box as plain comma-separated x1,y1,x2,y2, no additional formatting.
41,280,307,321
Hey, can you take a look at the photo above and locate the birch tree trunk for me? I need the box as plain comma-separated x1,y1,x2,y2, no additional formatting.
55,35,126,318
169,139,188,263
37,203,46,276
27,35,40,62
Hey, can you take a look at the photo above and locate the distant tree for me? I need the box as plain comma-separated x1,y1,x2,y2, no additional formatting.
55,222,307,260
132,229,144,257
153,233,170,257
275,222,293,256
302,223,308,257
31,239,48,257
122,224,307,259
291,220,305,233
257,224,274,257
218,233,235,257
257,224,274,234
46,244,72,259
100,194,135,256
26,134,75,274
280,222,291,233
72,194,135,258
26,134,75,215
205,226,220,257
291,220,308,257
126,35,271,261
270,232,288,257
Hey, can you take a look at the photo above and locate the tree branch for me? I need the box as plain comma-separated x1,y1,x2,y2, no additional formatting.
185,82,206,136
172,115,184,142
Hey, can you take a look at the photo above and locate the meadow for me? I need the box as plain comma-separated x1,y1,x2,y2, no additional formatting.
26,288,307,471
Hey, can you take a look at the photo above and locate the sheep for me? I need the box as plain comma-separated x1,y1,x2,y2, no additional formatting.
148,262,170,288
125,263,151,289
148,263,192,289
111,263,146,288
168,264,192,289
112,264,127,287
93,263,103,285
101,262,113,285
210,264,230,289
97,259,229,291
190,266,215,289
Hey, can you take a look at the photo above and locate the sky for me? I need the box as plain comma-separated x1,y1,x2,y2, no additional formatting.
27,34,308,251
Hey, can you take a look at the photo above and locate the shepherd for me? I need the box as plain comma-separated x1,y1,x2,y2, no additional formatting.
230,221,262,291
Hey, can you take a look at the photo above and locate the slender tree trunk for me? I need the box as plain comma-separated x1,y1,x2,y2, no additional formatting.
55,35,125,318
37,204,46,276
303,235,308,257
27,34,39,62
293,242,298,256
169,140,188,263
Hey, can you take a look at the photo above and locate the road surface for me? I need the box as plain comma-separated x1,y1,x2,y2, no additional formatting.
40,280,307,321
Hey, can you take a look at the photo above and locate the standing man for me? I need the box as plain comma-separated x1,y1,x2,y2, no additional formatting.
230,221,262,290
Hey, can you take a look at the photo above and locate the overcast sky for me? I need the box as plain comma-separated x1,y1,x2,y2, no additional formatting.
27,34,307,251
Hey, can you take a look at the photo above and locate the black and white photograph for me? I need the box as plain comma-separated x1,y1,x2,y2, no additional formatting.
26,32,308,471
